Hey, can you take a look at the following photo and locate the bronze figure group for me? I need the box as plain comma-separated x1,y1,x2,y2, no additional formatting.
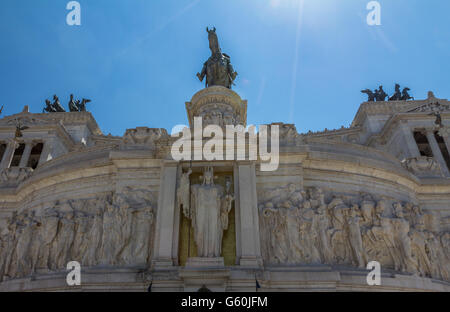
361,84,414,102
43,94,91,113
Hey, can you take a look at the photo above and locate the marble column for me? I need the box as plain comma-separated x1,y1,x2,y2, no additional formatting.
426,131,450,176
0,140,17,169
19,142,33,168
438,127,450,154
152,161,179,268
38,139,53,166
401,123,421,158
443,136,450,154
236,162,262,267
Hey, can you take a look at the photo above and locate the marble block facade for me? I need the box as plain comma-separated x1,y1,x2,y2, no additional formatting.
0,87,449,292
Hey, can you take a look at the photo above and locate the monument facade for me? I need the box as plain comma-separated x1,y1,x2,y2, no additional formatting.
0,30,450,292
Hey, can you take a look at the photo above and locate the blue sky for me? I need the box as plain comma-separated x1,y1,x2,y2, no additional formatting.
1,0,449,136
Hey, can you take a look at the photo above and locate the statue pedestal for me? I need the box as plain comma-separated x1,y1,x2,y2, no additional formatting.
185,257,225,268
181,257,229,292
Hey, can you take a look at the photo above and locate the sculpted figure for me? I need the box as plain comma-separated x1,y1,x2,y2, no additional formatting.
2,214,19,279
360,194,376,228
77,98,91,112
115,193,133,265
43,99,57,113
311,188,333,264
421,214,449,280
259,184,311,264
188,167,233,257
111,188,155,265
52,95,66,112
177,169,192,218
0,229,6,280
0,228,8,281
374,86,388,102
84,199,104,266
391,203,417,273
298,212,320,264
389,84,402,101
218,179,234,248
410,219,433,277
346,205,366,268
11,213,35,277
130,205,153,264
53,210,76,269
71,211,91,264
101,198,121,265
327,197,351,264
287,190,319,264
281,201,304,263
441,232,450,260
361,89,376,102
28,214,43,275
37,208,60,271
367,199,398,267
0,218,18,281
262,205,289,263
411,205,426,229
425,231,449,280
440,232,450,281
401,87,414,101
68,94,78,112
197,27,238,89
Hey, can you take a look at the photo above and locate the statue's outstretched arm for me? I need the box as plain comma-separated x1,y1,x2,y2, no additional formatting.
197,64,206,82
227,63,237,80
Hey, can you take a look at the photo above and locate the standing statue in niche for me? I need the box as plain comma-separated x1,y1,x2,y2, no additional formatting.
197,27,238,89
185,167,234,258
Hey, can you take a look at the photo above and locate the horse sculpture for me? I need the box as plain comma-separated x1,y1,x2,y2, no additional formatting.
361,89,376,102
51,95,66,112
43,95,65,113
76,98,91,112
43,99,56,113
401,87,414,101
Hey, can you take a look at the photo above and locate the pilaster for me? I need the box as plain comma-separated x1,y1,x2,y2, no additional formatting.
19,141,33,168
236,161,262,267
151,161,179,268
0,140,17,169
426,130,449,176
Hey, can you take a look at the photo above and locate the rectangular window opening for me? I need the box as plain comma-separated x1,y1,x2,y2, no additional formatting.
10,143,25,167
434,132,450,171
27,143,44,169
413,131,433,157
0,143,7,163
